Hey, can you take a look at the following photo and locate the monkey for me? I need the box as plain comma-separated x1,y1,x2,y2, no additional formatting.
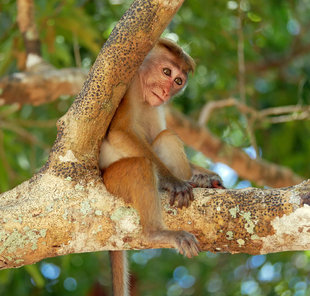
99,38,224,296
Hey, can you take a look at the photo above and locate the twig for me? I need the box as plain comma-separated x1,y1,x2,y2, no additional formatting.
0,120,50,149
259,105,310,117
237,2,259,157
199,97,310,127
17,0,41,58
237,3,246,104
73,33,82,68
0,130,17,182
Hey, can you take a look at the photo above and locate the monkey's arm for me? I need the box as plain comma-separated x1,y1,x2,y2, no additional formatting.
108,129,174,177
107,129,194,207
150,129,225,189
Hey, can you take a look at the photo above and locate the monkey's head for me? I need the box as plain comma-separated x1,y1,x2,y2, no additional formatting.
139,38,195,107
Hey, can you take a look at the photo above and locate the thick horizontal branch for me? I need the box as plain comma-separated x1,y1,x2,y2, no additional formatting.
166,108,304,187
0,65,87,106
0,174,309,270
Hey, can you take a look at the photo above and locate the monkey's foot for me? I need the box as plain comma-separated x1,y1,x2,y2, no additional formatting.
149,230,200,258
189,174,225,189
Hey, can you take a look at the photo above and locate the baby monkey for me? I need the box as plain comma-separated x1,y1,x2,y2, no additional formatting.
99,38,224,295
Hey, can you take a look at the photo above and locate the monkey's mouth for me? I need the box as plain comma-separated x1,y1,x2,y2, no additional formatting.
152,92,164,102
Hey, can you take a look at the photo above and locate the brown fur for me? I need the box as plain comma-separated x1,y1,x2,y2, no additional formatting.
100,38,223,296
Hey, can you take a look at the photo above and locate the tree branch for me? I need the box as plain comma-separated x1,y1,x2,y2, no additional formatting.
0,68,87,106
166,108,304,187
0,175,309,269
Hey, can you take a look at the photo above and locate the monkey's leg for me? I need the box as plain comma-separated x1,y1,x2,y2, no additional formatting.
152,129,192,180
103,157,200,257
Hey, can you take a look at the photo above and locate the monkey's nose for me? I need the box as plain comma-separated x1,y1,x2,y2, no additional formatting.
162,89,171,101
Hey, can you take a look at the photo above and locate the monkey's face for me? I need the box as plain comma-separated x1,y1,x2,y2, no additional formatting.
139,48,188,107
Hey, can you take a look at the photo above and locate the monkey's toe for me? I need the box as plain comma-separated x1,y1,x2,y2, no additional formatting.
175,231,200,258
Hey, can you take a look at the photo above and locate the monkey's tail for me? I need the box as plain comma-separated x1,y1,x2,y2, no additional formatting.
109,250,129,296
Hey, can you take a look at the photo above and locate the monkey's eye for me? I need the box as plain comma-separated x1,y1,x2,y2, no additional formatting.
174,77,183,86
163,68,171,76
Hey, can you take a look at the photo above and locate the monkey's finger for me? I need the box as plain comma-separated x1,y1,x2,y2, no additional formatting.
181,238,200,258
180,192,185,207
170,192,177,206
187,235,200,256
189,187,194,201
177,192,185,208
183,187,192,204
176,236,191,258
190,239,201,256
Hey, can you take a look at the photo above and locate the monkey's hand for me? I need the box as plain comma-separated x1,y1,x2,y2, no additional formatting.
189,173,225,189
160,178,194,208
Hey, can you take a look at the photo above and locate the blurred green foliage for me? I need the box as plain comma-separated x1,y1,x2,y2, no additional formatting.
0,0,310,295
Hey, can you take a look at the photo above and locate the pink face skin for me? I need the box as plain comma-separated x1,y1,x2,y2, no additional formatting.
138,48,188,107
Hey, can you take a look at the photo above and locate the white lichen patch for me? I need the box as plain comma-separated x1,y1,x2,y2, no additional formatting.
111,207,140,233
92,225,103,235
59,150,78,163
95,210,102,216
75,184,85,191
289,192,301,209
240,211,256,234
0,228,47,254
13,217,23,224
237,238,245,247
261,206,310,253
62,209,68,220
80,201,92,215
87,184,115,212
163,204,177,215
229,205,240,218
46,203,54,213
226,231,234,240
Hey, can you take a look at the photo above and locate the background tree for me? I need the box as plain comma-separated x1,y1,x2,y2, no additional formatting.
0,0,309,295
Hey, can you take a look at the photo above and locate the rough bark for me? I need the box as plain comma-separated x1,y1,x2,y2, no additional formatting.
1,176,309,269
